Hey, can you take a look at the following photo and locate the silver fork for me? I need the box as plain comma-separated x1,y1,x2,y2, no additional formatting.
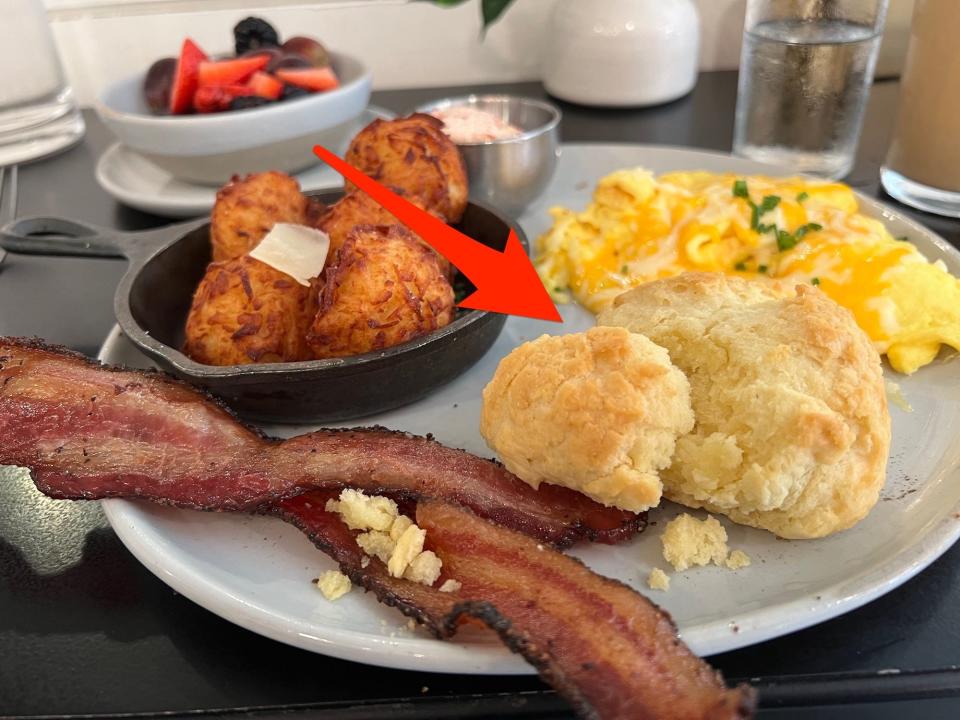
0,165,18,269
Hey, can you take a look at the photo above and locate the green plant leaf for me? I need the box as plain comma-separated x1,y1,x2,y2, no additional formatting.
422,0,517,33
481,0,516,26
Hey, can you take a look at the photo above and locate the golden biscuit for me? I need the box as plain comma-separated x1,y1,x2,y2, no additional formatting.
480,327,694,512
599,272,891,539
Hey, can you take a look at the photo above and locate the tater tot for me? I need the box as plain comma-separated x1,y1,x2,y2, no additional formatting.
307,225,455,359
210,172,309,262
317,188,452,277
343,114,468,223
184,255,316,365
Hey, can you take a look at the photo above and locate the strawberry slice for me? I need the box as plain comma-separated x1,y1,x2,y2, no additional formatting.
275,67,339,92
193,84,256,113
197,55,270,87
247,71,284,100
169,38,208,114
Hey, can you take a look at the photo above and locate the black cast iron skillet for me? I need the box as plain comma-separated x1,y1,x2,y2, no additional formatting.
0,191,519,423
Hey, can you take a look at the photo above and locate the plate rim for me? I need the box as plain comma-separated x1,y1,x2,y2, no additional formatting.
99,141,960,674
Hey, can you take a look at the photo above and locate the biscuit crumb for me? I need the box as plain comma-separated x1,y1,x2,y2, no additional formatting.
390,514,414,541
403,550,442,585
662,514,729,571
316,570,351,600
438,579,462,593
725,549,751,570
356,530,394,564
326,489,442,586
661,513,751,572
329,489,398,531
389,524,426,578
885,380,913,413
647,567,670,591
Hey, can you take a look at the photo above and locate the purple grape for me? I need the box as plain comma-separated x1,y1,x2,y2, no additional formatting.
143,57,176,115
269,53,313,73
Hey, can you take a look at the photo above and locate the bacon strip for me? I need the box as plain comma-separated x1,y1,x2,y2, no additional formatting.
418,501,755,720
0,338,644,546
0,338,751,718
271,495,754,719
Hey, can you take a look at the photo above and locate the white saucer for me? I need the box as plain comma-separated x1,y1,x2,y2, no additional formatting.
95,106,393,218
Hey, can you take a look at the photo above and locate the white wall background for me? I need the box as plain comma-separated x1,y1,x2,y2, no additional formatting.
43,0,916,106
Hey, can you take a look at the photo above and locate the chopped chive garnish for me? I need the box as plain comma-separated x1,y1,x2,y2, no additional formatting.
795,222,822,240
777,229,798,251
811,277,820,286
735,182,812,251
759,195,781,213
758,264,768,273
621,264,628,274
734,261,747,271
797,191,810,202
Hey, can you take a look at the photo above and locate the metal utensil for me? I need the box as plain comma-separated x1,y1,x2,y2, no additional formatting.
0,192,519,423
416,95,561,217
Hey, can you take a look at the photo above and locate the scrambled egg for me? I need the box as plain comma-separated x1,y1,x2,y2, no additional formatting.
535,168,960,374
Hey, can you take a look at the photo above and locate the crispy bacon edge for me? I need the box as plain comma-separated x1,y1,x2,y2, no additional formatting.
272,494,755,720
0,337,645,548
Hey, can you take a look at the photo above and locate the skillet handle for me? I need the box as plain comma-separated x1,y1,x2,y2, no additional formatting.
0,216,189,259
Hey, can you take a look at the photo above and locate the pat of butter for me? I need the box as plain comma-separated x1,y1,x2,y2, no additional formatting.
249,223,330,286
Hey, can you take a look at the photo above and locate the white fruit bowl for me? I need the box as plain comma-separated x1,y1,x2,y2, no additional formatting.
95,52,371,185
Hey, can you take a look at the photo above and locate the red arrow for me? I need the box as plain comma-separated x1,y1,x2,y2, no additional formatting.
313,144,561,322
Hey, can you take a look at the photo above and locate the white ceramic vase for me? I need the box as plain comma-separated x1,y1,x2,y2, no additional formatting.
542,0,700,107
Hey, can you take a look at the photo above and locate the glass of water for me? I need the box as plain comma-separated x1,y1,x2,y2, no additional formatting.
733,0,888,178
0,0,85,167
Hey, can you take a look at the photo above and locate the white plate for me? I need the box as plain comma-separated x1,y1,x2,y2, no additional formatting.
95,106,394,219
100,143,960,675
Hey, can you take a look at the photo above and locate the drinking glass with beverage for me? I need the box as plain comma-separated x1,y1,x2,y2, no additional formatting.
0,0,85,167
733,0,888,178
880,0,960,217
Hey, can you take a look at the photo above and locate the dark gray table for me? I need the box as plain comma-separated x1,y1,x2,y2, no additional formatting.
2,73,959,719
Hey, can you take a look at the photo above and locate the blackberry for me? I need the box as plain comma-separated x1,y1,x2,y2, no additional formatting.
234,17,280,55
280,84,311,101
229,95,273,111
